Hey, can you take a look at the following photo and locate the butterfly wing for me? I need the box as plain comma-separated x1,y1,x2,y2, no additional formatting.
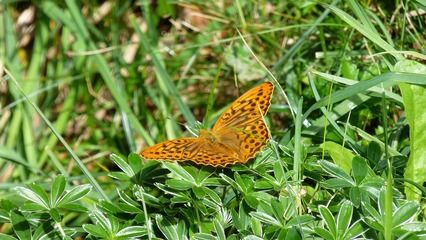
141,82,274,167
140,138,240,167
212,82,274,163
212,82,274,131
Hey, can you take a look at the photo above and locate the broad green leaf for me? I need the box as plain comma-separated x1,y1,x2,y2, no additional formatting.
49,208,61,223
286,215,315,227
115,226,147,238
321,141,354,173
392,202,418,228
166,179,193,190
343,220,365,239
0,234,17,240
28,184,50,207
90,208,112,232
352,157,368,184
367,141,382,165
396,60,426,201
10,210,31,240
14,186,49,209
250,211,281,227
111,153,135,177
219,173,242,192
323,179,354,189
319,160,355,186
155,215,179,240
314,227,334,240
250,218,262,237
336,201,353,238
51,175,66,206
57,185,91,207
83,224,109,238
163,162,195,183
319,205,337,237
214,219,226,240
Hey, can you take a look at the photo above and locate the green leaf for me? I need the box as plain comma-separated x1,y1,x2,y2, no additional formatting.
0,234,17,240
250,211,281,227
396,60,426,201
314,227,334,240
111,153,135,177
193,233,217,240
351,157,368,184
319,161,355,186
362,202,383,231
0,209,9,223
231,202,250,231
128,153,142,173
367,141,382,165
166,179,193,190
343,220,365,239
306,71,426,119
192,186,206,199
341,58,359,80
336,201,353,238
155,215,179,240
49,208,61,223
321,142,354,173
163,163,195,183
323,178,354,189
349,187,361,207
285,227,302,240
83,224,109,238
273,161,286,184
116,226,147,238
57,184,91,207
117,191,143,214
234,173,254,194
201,187,221,205
213,219,226,240
398,222,426,232
59,203,88,212
14,186,49,209
319,205,337,237
51,175,66,207
219,173,241,192
250,218,262,237
109,172,131,181
0,146,34,169
270,199,285,224
392,202,418,228
286,215,315,227
10,210,31,240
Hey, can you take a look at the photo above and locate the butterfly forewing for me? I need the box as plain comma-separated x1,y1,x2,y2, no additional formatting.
212,82,274,131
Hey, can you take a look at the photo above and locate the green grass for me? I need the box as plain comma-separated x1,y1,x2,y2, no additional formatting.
1,1,426,239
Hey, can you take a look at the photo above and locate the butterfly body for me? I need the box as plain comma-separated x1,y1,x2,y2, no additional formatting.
141,82,274,167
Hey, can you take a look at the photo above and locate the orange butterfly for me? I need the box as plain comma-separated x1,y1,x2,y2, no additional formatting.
140,82,274,167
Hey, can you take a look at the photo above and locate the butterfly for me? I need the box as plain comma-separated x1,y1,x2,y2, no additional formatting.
140,82,274,167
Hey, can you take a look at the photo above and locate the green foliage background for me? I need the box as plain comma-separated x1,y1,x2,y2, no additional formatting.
1,0,426,239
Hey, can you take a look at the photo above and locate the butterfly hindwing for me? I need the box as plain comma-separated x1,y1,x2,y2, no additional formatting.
141,138,240,167
141,138,203,160
236,118,270,162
